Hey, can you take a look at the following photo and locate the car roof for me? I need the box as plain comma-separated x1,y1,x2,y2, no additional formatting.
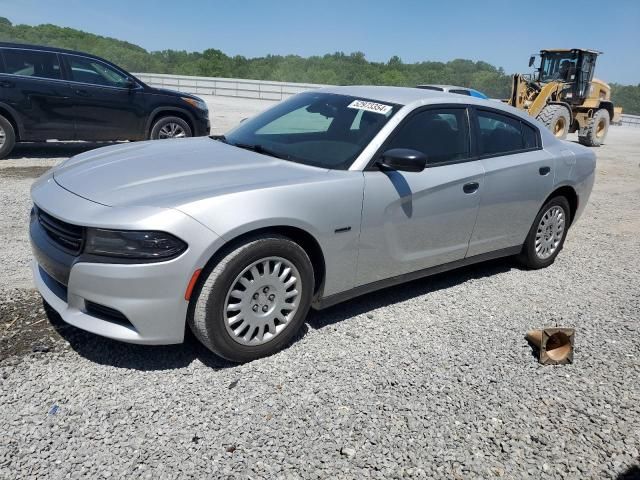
315,85,546,125
317,85,453,105
416,84,469,91
0,42,108,62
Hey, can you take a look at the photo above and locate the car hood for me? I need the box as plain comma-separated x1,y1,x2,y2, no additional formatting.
53,137,328,208
146,86,199,99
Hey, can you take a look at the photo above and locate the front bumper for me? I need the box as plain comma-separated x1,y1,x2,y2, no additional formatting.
193,111,211,137
30,173,223,344
33,257,190,345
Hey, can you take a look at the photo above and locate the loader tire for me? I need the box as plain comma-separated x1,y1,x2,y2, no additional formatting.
537,105,570,140
578,108,609,147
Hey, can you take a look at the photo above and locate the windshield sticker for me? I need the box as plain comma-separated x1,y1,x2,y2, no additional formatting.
347,100,393,115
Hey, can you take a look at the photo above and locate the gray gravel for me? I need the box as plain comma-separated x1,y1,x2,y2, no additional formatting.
1,111,639,478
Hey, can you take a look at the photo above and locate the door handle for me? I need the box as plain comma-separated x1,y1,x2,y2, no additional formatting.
539,166,551,176
75,89,91,97
463,182,480,194
0,80,14,88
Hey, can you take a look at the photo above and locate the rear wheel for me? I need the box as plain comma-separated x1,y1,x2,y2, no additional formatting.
149,116,192,140
518,196,571,269
578,108,609,147
188,235,314,362
537,105,570,140
0,115,16,159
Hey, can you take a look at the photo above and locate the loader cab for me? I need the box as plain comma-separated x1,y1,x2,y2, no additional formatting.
536,49,600,104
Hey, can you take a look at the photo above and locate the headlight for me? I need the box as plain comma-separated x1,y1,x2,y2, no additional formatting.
85,229,187,261
181,96,208,111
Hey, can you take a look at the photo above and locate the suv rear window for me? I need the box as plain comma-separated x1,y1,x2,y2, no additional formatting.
2,49,61,80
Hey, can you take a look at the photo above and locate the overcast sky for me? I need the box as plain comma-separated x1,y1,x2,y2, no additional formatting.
2,0,639,84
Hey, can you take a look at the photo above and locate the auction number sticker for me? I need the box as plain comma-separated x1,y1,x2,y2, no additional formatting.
347,100,393,115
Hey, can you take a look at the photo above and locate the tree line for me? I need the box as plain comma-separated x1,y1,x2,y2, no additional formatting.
1,17,638,114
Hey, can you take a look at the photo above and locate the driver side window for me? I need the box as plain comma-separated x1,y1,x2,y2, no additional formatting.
65,55,129,88
385,108,470,165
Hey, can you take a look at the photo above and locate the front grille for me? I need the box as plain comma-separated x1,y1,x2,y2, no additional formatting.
37,208,84,254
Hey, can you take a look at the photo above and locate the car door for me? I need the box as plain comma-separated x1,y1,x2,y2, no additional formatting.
0,47,75,140
61,54,145,140
356,106,485,286
466,108,555,257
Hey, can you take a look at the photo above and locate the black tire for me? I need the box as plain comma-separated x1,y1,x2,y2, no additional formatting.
188,235,314,362
0,115,16,159
149,116,192,140
518,196,571,269
537,105,570,140
578,108,609,147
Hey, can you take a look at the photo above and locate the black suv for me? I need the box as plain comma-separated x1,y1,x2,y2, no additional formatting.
0,43,210,158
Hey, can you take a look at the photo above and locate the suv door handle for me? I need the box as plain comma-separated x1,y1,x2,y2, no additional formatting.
75,89,91,97
0,80,14,88
463,182,480,194
539,166,551,176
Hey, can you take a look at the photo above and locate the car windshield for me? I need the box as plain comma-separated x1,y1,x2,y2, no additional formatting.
539,52,578,83
223,92,401,170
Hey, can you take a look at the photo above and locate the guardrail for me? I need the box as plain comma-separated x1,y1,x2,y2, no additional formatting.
619,114,640,127
135,73,640,126
134,73,325,101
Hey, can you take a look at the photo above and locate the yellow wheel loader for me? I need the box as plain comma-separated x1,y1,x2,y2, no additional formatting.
507,49,622,146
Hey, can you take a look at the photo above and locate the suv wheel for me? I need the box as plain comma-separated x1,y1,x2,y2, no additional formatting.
150,116,192,140
0,115,16,159
188,235,314,362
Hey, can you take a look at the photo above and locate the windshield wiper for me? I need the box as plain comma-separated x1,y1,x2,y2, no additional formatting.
210,134,228,143
232,142,290,160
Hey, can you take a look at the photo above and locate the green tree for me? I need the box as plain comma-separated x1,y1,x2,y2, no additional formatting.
1,17,638,114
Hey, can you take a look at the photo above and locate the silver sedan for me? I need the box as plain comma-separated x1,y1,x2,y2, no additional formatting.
30,86,596,362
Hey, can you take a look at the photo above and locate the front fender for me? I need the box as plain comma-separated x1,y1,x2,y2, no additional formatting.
176,172,365,297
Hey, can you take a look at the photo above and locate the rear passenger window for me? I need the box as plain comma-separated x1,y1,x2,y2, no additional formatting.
386,108,469,165
477,110,534,155
2,49,61,80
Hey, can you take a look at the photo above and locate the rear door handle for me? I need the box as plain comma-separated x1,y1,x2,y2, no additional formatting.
463,182,480,194
539,166,551,176
75,89,91,97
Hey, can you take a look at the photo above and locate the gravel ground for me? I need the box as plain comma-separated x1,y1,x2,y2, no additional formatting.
0,102,639,479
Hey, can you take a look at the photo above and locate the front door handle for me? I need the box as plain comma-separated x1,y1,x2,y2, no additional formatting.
539,166,551,176
75,89,91,97
463,182,480,194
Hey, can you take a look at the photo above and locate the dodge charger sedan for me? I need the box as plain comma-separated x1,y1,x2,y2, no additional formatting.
30,86,596,362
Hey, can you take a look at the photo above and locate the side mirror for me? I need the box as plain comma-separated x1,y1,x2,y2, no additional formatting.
528,56,536,67
377,148,427,172
125,78,137,89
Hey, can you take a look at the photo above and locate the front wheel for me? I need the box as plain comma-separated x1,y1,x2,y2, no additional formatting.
518,196,571,269
188,236,314,362
149,116,192,140
537,105,570,140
